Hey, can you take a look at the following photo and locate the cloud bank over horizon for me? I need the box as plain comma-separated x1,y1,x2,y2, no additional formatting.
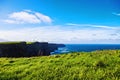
0,24,120,44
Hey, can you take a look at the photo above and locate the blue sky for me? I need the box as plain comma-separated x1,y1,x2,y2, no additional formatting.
0,0,120,44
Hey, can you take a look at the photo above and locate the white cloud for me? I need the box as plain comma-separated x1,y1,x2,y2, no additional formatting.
4,20,17,24
23,9,32,12
66,23,118,29
112,12,120,16
35,13,52,23
0,25,120,44
89,25,117,29
3,10,52,24
66,23,81,26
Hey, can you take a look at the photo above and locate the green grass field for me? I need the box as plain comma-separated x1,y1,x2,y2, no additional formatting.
0,50,120,80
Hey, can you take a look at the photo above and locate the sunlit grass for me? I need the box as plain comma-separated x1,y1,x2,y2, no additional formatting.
0,41,34,44
0,41,22,44
0,50,120,80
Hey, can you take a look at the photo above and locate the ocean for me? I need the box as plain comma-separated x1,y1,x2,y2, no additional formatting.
51,44,120,54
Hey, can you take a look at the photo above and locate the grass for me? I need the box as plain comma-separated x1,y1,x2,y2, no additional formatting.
0,41,22,44
0,41,34,44
0,50,120,80
26,42,35,44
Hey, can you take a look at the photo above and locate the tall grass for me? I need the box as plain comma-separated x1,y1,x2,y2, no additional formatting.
0,50,120,80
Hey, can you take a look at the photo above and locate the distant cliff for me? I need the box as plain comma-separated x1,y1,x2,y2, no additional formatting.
0,42,65,57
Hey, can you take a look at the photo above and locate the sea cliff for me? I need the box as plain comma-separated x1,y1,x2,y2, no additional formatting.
0,42,65,57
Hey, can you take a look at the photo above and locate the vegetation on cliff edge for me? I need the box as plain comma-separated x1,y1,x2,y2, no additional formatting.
0,41,34,44
0,50,120,80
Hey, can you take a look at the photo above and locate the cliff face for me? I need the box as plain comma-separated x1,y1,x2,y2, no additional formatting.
0,42,27,57
0,42,65,57
27,42,50,56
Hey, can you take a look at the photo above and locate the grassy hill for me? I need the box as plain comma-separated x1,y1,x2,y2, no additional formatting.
0,50,120,80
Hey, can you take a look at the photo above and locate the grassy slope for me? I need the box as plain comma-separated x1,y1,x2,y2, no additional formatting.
0,50,120,80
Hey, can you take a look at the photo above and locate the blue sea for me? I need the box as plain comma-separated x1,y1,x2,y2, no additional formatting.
51,44,120,54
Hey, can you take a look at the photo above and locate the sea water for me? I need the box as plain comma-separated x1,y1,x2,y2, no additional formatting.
51,44,120,54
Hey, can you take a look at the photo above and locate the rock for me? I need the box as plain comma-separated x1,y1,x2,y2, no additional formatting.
0,42,27,57
0,42,65,57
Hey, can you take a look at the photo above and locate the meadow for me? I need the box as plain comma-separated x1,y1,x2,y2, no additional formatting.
0,50,120,80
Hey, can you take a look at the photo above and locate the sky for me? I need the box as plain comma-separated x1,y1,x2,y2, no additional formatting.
0,0,120,44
